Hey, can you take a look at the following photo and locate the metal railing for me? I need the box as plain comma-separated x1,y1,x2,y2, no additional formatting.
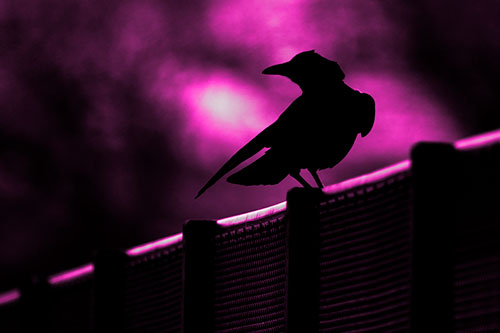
1,129,499,332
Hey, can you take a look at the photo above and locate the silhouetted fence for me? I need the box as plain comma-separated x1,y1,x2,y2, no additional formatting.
1,129,499,332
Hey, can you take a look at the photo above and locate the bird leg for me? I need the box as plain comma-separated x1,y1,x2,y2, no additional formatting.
291,172,312,188
308,169,324,188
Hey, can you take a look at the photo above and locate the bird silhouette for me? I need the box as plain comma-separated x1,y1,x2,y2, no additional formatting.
196,50,375,198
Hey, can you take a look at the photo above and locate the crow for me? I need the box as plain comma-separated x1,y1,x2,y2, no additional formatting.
196,50,375,198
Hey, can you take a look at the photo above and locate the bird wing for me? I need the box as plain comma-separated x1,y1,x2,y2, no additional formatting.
357,93,375,137
195,97,303,198
195,123,276,198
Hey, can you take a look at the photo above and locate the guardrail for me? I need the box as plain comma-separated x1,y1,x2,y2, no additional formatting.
1,129,499,332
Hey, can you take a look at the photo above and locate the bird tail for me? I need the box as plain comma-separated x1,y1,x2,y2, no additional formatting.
195,129,271,198
227,153,288,186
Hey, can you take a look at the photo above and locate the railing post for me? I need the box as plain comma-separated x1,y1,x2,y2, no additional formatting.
285,187,322,332
182,219,218,333
94,249,127,333
411,142,456,332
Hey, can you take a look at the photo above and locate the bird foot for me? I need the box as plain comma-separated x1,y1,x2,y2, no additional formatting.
308,169,324,188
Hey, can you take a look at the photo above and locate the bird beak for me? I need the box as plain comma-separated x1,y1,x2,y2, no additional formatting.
262,62,291,76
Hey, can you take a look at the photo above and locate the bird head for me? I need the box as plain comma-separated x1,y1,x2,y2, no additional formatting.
262,50,345,89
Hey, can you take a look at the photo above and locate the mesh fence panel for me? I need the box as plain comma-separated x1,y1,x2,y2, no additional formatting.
454,253,500,332
123,242,183,332
213,213,287,332
318,171,412,332
453,143,500,332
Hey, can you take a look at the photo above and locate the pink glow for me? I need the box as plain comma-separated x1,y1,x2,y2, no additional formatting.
185,77,265,136
110,1,167,70
208,0,316,62
454,128,500,150
208,0,319,61
324,160,411,195
0,289,20,306
207,0,399,66
126,233,183,256
343,72,461,162
217,201,286,226
48,264,94,285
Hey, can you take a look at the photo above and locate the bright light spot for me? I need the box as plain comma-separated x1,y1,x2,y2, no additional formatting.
185,76,265,135
181,72,274,166
198,83,256,128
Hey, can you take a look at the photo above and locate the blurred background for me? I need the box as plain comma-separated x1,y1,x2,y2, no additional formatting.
1,0,499,289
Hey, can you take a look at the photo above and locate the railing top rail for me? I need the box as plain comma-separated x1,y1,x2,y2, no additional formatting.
323,159,411,196
0,289,20,306
454,128,500,150
126,233,183,257
217,201,287,227
48,263,94,286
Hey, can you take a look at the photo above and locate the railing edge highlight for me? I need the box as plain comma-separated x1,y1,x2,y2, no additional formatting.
48,263,95,285
454,128,500,150
0,289,20,306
